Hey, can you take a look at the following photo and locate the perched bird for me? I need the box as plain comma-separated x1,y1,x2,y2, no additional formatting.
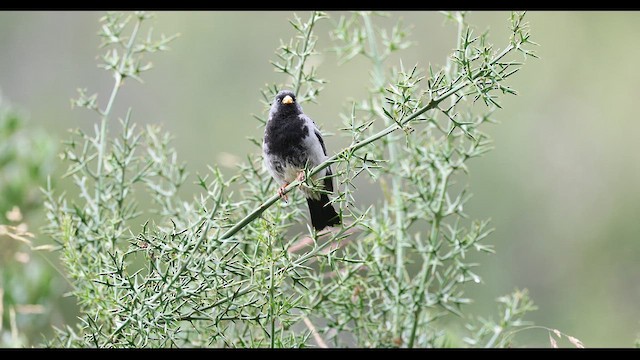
262,90,341,231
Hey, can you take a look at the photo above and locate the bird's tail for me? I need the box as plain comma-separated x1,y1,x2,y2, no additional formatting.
306,194,341,231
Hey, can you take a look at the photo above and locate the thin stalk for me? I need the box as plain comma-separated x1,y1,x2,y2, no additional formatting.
361,11,407,342
361,13,385,91
449,12,466,110
293,11,320,98
484,326,503,348
114,108,133,240
408,13,465,348
407,171,449,348
268,232,276,348
95,17,142,220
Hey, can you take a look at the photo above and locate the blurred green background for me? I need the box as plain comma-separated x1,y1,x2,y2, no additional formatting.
0,11,638,347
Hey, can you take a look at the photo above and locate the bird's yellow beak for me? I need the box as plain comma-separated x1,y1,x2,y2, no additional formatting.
282,95,293,105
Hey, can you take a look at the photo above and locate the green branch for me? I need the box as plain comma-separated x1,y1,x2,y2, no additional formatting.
220,37,516,242
220,97,441,241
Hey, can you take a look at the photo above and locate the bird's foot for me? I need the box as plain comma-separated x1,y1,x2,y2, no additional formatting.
296,171,306,183
277,183,289,203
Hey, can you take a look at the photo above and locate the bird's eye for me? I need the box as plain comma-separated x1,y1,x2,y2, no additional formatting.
276,98,281,103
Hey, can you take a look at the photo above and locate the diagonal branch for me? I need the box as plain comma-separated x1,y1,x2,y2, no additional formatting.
220,40,519,242
220,97,441,241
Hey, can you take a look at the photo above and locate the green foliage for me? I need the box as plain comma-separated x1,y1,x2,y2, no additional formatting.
44,11,539,347
0,100,55,220
0,97,57,347
464,289,537,347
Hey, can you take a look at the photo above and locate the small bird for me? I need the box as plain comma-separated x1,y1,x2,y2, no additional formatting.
262,90,341,231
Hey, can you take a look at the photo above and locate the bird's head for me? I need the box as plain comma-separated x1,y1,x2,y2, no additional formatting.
275,90,296,105
269,90,302,119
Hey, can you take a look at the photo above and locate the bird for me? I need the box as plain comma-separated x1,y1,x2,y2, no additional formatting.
262,90,341,231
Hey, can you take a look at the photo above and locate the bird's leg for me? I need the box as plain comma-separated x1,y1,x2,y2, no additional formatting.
296,171,306,183
277,172,304,203
277,182,289,202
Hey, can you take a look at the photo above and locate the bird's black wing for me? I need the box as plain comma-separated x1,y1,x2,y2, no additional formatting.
314,129,327,156
315,129,334,192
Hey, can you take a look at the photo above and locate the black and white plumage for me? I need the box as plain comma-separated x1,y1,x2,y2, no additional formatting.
262,90,340,231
